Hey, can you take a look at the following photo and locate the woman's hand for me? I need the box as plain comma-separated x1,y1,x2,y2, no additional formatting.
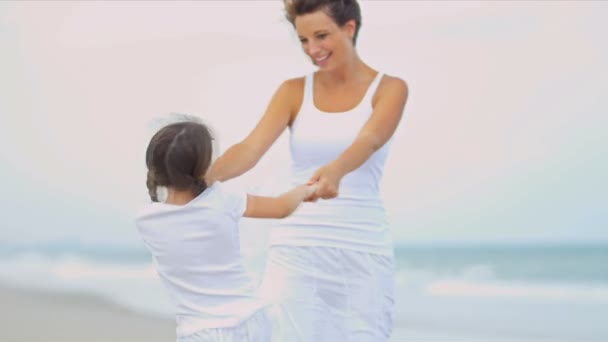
305,162,345,202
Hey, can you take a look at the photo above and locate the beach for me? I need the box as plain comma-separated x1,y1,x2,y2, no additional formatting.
0,285,174,342
4,284,607,342
1,242,607,342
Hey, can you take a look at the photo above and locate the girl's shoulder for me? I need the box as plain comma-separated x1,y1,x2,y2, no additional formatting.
193,181,247,218
190,181,223,205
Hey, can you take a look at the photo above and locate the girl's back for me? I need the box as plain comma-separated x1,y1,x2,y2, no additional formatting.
136,182,267,337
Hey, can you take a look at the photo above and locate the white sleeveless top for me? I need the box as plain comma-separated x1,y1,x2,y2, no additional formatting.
136,182,268,336
269,72,395,256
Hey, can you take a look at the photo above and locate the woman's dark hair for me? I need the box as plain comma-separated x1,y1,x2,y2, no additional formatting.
284,0,362,45
145,121,213,202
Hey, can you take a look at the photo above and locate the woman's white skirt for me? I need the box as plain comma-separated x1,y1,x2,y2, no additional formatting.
178,309,272,342
259,246,395,342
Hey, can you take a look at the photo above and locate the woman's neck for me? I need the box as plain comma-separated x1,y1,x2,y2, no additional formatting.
318,56,374,86
165,188,195,205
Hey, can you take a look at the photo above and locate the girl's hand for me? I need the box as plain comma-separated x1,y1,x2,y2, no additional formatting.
302,183,318,202
305,163,344,201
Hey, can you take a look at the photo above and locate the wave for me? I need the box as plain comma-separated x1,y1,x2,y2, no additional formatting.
395,266,608,302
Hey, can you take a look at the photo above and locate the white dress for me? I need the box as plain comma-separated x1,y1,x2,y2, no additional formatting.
259,72,396,341
136,182,271,341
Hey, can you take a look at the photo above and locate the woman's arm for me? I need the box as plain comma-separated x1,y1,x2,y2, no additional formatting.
243,184,316,219
205,78,304,184
308,76,409,200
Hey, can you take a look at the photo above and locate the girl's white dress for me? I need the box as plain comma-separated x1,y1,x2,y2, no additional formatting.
136,182,271,341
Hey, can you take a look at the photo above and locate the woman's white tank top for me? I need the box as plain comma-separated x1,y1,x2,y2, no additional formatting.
269,72,395,256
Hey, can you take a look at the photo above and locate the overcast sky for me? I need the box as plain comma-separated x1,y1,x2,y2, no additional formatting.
1,1,606,247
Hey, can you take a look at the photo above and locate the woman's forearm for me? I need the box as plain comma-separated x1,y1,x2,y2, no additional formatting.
305,136,377,201
331,136,378,178
207,142,260,183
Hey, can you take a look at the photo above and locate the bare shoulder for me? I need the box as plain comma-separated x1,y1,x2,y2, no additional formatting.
274,77,305,103
279,77,306,124
373,74,408,106
379,74,408,96
280,76,305,96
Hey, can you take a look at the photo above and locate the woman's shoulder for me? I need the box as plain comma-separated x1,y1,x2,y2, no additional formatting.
378,73,408,93
374,73,409,103
271,76,306,100
274,76,306,116
279,76,306,94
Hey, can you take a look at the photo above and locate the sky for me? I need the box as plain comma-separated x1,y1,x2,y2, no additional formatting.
0,1,606,246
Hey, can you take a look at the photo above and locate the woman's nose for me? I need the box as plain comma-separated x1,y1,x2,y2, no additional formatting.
307,42,321,55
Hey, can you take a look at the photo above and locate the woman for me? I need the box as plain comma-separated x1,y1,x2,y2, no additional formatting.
206,0,408,340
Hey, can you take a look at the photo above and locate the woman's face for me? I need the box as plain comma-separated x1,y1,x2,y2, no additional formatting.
295,10,355,70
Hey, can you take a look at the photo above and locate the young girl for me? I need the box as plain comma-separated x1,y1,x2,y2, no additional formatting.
136,120,315,341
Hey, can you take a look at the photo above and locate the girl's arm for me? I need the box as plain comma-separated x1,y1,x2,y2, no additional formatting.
205,78,303,184
243,184,316,219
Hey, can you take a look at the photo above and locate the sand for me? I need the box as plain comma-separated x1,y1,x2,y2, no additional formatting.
0,285,175,342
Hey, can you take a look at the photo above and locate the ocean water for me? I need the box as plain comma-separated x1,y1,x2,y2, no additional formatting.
1,240,607,341
391,243,608,341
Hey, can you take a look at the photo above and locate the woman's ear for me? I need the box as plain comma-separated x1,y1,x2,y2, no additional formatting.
343,19,356,40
